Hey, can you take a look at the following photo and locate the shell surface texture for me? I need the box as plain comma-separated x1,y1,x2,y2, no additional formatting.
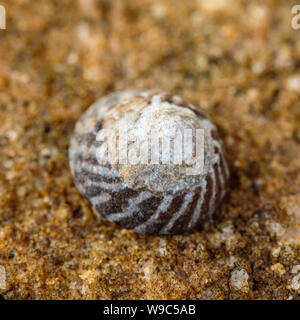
69,90,229,235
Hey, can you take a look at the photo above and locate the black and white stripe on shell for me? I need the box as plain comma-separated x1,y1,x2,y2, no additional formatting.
69,90,229,235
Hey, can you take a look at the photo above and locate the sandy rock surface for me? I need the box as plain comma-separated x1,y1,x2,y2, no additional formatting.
0,0,299,299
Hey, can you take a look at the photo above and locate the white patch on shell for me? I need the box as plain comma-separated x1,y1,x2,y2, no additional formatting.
91,192,112,206
95,92,217,194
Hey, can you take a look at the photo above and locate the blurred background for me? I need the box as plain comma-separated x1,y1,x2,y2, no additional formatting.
0,0,299,300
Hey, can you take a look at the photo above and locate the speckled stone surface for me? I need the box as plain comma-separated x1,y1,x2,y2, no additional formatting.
0,0,299,299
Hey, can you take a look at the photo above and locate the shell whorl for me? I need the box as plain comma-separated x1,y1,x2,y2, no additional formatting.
69,90,229,235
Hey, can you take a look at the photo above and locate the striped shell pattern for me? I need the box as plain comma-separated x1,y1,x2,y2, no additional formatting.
69,90,229,235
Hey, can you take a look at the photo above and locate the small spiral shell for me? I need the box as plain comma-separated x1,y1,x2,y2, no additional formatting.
69,90,229,235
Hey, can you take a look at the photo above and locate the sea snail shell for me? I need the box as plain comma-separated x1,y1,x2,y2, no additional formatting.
69,90,229,235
